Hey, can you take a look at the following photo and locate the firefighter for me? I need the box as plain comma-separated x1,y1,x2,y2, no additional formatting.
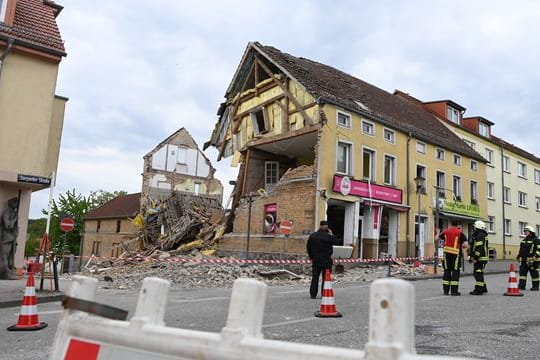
517,225,540,291
468,220,489,295
439,220,468,296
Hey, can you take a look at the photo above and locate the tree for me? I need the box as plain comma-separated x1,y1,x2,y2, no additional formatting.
25,218,46,256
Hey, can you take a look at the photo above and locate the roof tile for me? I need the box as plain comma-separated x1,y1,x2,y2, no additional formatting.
84,193,141,220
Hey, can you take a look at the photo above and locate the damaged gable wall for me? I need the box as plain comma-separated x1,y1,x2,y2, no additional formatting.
141,128,223,211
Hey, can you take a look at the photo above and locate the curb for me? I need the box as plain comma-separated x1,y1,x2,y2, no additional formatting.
0,293,64,309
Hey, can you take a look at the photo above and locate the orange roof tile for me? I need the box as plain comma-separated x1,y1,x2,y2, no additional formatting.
0,0,66,56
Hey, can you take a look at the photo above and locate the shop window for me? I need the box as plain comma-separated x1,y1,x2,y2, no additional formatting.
263,203,277,234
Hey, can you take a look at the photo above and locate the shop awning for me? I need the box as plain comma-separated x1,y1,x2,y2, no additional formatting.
361,198,410,212
438,211,483,222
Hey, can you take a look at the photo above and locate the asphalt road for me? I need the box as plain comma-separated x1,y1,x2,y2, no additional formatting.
1,273,539,359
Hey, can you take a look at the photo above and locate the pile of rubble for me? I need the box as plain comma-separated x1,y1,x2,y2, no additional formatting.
72,254,428,290
137,192,226,256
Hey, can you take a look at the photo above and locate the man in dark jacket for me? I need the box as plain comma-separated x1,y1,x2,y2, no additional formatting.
307,220,336,299
469,220,489,295
517,226,540,291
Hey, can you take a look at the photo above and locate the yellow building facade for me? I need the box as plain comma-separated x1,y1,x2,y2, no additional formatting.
0,0,67,274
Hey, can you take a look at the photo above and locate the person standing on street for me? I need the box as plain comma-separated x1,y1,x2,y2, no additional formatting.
469,220,489,295
517,225,540,291
439,220,468,296
307,220,337,299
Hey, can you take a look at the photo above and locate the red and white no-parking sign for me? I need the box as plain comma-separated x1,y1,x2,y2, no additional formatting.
279,220,293,235
60,216,75,232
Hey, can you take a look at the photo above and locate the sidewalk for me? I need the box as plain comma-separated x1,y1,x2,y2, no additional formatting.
0,275,69,309
0,260,519,308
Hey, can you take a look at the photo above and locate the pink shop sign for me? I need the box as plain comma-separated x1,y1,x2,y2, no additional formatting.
332,175,403,203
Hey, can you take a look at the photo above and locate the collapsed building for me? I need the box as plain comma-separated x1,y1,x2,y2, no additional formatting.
205,42,487,259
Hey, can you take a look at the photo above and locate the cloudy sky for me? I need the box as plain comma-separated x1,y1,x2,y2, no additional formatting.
30,0,540,218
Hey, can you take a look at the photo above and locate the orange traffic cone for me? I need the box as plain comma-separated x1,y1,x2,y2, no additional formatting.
7,272,48,331
315,269,342,318
503,263,524,297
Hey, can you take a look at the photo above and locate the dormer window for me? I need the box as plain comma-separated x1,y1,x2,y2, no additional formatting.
447,106,460,124
478,122,489,137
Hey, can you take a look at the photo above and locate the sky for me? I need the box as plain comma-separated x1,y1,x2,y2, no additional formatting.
29,0,540,218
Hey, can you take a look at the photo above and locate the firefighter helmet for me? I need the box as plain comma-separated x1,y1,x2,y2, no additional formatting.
473,220,486,230
525,225,536,233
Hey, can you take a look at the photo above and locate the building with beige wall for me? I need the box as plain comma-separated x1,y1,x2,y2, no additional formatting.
0,0,66,276
82,193,141,259
207,42,487,259
418,99,540,259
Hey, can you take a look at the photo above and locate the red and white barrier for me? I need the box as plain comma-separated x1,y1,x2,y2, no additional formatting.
49,275,475,360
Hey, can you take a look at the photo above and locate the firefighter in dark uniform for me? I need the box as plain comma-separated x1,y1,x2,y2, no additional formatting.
468,220,489,295
306,220,337,299
439,220,468,296
517,225,540,291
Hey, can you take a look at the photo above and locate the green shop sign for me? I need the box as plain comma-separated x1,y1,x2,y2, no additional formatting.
439,198,480,218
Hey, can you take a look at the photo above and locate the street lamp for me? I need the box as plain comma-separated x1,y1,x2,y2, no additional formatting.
413,176,425,258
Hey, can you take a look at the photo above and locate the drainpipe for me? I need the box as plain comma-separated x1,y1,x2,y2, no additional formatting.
499,144,506,259
405,132,412,258
0,38,15,84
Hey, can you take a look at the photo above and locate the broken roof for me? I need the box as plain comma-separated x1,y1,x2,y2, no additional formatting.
84,193,141,220
226,42,485,162
0,0,66,57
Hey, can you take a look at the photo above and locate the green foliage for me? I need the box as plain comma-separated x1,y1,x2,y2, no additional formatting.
25,218,46,256
40,189,126,256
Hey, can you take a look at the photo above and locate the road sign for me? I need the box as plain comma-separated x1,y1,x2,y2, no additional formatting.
60,216,75,232
279,220,293,235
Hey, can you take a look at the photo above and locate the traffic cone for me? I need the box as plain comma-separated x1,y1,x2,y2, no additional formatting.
503,263,524,297
7,272,48,331
314,269,342,318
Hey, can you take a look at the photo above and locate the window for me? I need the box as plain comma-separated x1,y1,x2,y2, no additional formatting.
479,122,489,137
362,120,375,135
470,181,478,204
383,128,395,144
487,216,495,233
436,149,445,160
251,108,268,134
518,191,527,207
518,162,527,178
416,165,427,193
463,139,475,149
470,160,478,171
519,222,527,236
116,220,121,233
536,197,540,211
337,142,352,174
96,220,101,233
363,148,375,180
485,149,493,165
504,219,511,236
194,182,201,195
535,169,540,184
503,156,510,172
92,241,101,256
447,106,460,124
487,182,495,199
337,111,351,128
503,187,511,204
436,171,446,198
383,155,395,185
111,243,121,258
265,161,279,190
177,147,187,164
453,154,461,166
416,141,426,154
453,176,462,200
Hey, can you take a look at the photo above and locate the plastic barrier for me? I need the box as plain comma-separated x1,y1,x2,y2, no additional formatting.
49,276,476,360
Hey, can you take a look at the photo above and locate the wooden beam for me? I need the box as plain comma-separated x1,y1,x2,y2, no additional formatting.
233,93,285,121
287,101,317,116
255,58,313,126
